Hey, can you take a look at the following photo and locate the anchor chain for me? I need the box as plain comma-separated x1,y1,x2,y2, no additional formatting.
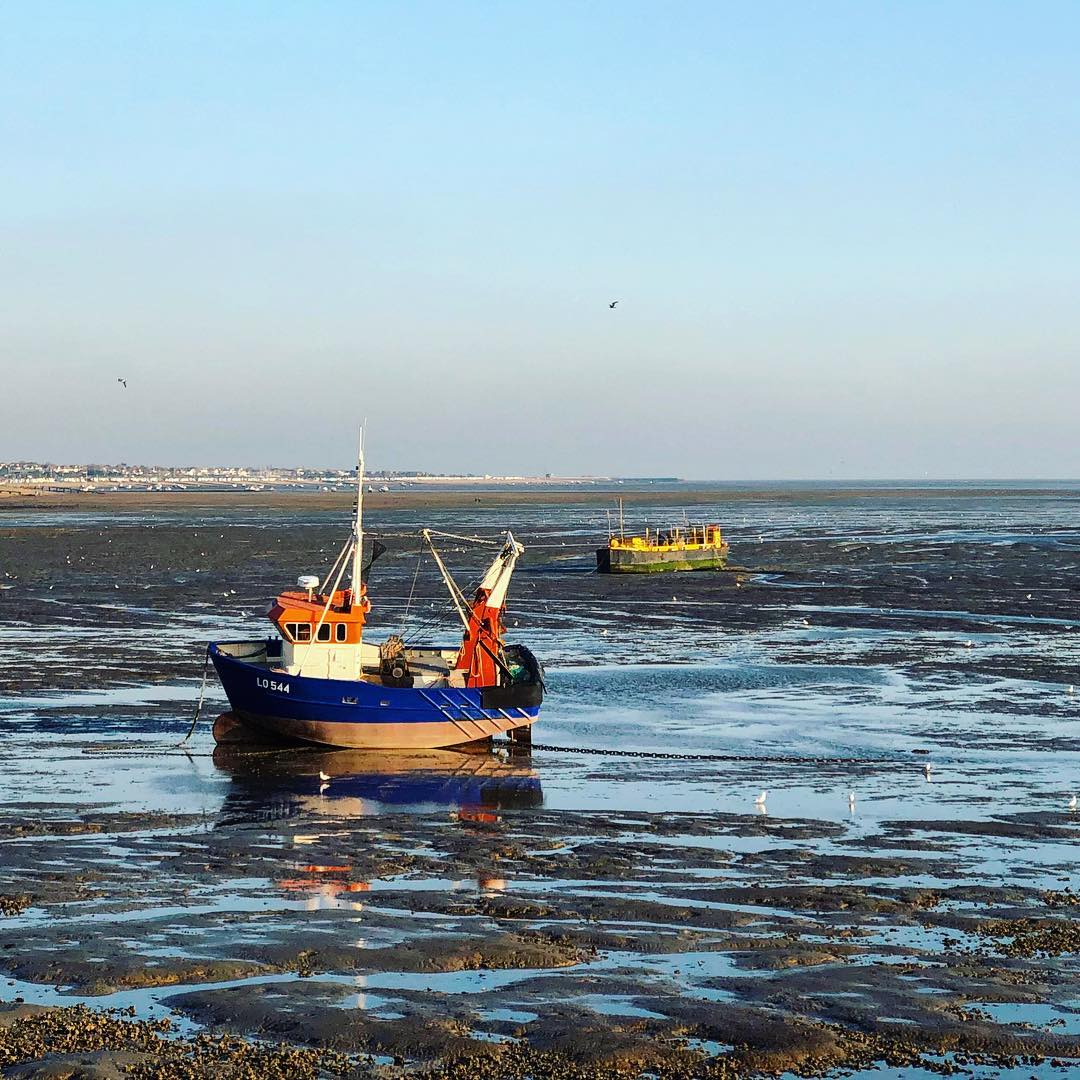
495,740,911,766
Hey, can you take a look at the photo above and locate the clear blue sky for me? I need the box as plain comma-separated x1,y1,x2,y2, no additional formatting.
2,2,1077,477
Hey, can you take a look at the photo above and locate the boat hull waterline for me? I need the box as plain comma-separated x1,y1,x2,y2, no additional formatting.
210,642,540,750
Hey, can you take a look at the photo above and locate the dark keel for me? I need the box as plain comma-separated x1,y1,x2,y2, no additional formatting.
212,710,290,745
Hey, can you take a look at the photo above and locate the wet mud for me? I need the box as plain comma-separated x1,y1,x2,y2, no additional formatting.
1,486,1078,1077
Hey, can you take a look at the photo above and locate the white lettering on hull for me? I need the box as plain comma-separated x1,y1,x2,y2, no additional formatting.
257,677,291,694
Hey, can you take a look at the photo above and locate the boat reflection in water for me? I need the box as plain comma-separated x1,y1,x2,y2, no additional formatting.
212,717,542,908
211,717,543,822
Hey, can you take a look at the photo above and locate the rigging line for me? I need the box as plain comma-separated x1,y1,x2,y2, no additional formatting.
399,614,451,646
321,536,353,595
399,565,488,644
401,538,426,627
398,584,465,641
400,604,461,644
422,530,472,630
295,538,353,677
423,529,503,546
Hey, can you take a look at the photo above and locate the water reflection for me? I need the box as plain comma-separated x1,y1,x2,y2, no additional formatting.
211,724,543,822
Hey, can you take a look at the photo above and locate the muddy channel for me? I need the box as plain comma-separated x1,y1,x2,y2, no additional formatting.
0,487,1078,1078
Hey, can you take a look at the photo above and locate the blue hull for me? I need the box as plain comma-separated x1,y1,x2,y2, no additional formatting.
209,641,541,749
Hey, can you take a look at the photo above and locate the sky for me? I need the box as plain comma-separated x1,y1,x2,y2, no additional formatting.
2,2,1078,478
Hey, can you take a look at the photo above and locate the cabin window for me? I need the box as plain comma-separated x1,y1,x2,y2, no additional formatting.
317,623,331,642
293,623,312,642
335,623,347,642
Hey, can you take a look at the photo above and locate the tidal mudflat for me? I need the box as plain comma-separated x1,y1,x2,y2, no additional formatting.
0,485,1077,1078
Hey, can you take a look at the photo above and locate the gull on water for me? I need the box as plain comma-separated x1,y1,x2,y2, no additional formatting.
754,790,768,806
318,771,330,782
1069,794,1077,811
848,790,857,807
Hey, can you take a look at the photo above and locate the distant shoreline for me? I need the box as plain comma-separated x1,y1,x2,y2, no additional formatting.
2,482,1076,513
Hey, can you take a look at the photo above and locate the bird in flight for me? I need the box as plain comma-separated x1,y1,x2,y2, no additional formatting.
117,377,127,388
608,300,619,309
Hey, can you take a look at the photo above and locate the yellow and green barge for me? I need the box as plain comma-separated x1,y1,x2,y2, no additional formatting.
596,523,729,574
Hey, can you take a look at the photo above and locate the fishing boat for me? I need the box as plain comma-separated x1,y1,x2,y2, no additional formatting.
208,437,543,750
597,499,729,573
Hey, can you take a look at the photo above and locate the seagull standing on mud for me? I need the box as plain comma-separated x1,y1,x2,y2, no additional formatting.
1069,794,1077,811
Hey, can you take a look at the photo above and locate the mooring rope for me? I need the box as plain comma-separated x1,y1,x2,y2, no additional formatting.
173,644,212,746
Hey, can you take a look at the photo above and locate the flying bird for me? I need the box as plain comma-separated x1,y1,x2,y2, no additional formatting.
117,377,127,388
608,300,619,309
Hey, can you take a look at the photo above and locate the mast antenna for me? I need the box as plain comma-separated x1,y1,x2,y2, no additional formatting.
350,424,366,599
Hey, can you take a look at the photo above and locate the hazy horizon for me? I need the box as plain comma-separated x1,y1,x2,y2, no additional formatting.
4,3,1078,479
7,457,1080,487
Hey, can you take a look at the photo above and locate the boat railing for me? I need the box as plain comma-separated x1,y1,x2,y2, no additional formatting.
215,640,273,666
